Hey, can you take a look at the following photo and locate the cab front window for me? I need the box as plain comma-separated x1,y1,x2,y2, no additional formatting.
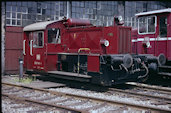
138,16,156,34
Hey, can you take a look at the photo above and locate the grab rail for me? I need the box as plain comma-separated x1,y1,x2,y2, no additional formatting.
23,40,26,55
77,48,90,74
30,40,33,56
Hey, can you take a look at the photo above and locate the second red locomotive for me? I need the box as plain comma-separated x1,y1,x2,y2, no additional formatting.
132,8,171,78
23,17,161,86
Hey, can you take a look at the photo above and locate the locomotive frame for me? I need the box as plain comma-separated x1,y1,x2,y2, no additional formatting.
23,17,160,86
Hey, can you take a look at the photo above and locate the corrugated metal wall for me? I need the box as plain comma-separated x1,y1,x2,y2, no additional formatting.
5,26,23,74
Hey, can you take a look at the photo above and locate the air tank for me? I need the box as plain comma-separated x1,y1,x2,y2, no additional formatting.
67,18,92,27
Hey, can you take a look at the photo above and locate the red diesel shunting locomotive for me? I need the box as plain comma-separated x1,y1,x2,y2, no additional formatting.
132,8,171,77
23,16,162,86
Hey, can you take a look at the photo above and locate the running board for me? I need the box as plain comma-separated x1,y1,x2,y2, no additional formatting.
158,72,171,77
158,66,171,73
47,71,92,82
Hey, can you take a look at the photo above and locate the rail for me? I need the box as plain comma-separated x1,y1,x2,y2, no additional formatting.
126,82,171,92
108,87,171,103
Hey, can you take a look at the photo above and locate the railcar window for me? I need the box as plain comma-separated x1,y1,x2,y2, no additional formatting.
148,17,155,32
138,16,156,34
48,28,61,44
33,31,44,48
139,17,147,33
159,16,167,37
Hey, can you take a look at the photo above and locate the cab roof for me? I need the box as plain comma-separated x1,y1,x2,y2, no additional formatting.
23,20,61,32
135,8,171,17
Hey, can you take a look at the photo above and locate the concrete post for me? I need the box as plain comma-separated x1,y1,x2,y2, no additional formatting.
19,58,23,81
1,2,5,76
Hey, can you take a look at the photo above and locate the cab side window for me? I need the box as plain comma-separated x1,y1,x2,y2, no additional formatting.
33,31,44,48
48,28,61,44
38,32,43,46
29,32,32,47
159,16,167,37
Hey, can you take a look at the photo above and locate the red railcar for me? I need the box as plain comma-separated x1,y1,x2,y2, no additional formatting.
23,17,159,86
132,8,171,77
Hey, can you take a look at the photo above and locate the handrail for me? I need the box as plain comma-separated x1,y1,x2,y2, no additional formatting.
78,48,90,53
30,40,33,56
23,40,26,55
77,48,90,75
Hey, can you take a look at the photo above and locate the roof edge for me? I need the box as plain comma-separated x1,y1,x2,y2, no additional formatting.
135,8,171,17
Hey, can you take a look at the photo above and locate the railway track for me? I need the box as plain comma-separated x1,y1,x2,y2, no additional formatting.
2,96,70,113
2,82,85,113
107,82,171,103
2,82,171,113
